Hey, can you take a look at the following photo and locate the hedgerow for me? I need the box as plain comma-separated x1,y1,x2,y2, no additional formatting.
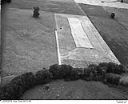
66,68,84,81
0,72,36,99
35,70,53,85
104,73,121,85
1,0,11,4
0,62,127,100
49,64,73,79
98,62,126,74
119,75,128,87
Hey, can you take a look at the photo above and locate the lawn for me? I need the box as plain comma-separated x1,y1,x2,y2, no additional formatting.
1,0,128,100
79,4,128,67
2,8,58,77
7,0,84,15
21,80,128,99
55,13,120,68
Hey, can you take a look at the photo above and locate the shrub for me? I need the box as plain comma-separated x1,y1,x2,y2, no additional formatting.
6,0,11,3
83,63,124,81
75,68,84,79
97,62,126,75
0,63,127,100
1,0,5,4
107,62,125,74
119,76,128,87
35,70,53,85
33,7,40,18
66,68,84,81
107,62,118,73
104,73,121,85
97,63,108,74
49,64,62,79
49,64,63,79
111,13,115,19
11,72,36,90
0,83,22,100
60,64,73,79
116,64,126,74
1,0,11,4
87,64,98,80
83,68,91,80
121,0,123,3
49,64,73,79
83,68,94,81
0,72,36,100
67,70,79,81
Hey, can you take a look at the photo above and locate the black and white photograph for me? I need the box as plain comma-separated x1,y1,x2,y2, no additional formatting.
0,0,128,101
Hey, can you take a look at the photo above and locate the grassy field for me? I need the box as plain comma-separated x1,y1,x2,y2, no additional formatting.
21,80,128,99
3,0,128,75
7,0,84,15
2,8,58,77
79,4,128,67
122,0,128,3
55,13,120,68
1,0,128,100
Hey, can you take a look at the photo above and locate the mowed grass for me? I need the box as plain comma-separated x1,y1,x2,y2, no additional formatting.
7,0,84,15
119,0,128,4
21,80,128,99
2,8,58,77
1,1,128,100
0,8,1,69
79,4,128,67
55,14,120,68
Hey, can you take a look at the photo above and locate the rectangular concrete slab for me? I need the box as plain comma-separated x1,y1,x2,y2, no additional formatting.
68,18,94,48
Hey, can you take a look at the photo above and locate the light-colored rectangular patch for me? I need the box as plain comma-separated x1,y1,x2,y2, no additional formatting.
68,18,94,48
74,0,128,9
55,30,62,65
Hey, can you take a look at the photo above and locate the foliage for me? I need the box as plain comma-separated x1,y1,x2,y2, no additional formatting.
35,70,53,85
98,62,126,74
0,63,127,100
49,64,73,79
0,72,35,99
104,73,121,85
